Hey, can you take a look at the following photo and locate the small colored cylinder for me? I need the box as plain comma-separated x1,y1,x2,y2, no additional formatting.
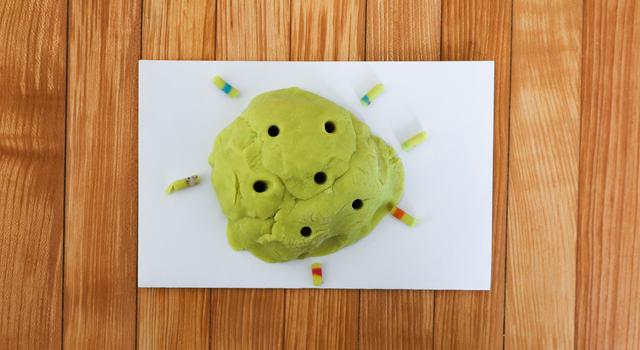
360,83,385,106
311,263,323,286
390,205,417,227
213,76,239,97
401,131,428,151
165,175,201,194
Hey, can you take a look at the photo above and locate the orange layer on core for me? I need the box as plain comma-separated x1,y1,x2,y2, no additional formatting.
392,207,406,220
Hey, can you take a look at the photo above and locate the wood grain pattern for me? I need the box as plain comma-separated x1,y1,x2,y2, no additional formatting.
284,290,359,350
283,1,364,349
138,289,211,349
576,0,640,348
0,0,66,348
142,0,216,61
2,0,640,347
64,0,140,348
290,0,365,61
216,0,290,60
211,1,289,348
365,0,440,61
137,1,215,348
506,0,582,348
210,289,285,350
361,1,440,348
360,291,434,349
434,1,512,349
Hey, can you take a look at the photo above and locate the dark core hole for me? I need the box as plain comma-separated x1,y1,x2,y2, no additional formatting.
352,199,363,210
314,172,327,184
324,121,336,133
300,226,312,237
268,125,279,137
253,181,267,193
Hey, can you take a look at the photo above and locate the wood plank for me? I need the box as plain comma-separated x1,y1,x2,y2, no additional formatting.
576,0,640,348
283,1,364,349
506,0,582,347
211,1,289,348
216,0,289,60
365,0,440,61
210,289,285,349
290,0,365,61
137,2,215,348
0,0,66,348
142,0,216,60
361,0,440,348
64,0,140,348
434,1,511,349
360,291,434,349
284,290,359,350
138,289,211,349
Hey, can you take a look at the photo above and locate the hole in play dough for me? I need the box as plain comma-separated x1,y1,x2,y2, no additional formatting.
352,199,363,209
268,125,279,137
324,121,336,133
253,181,267,193
314,172,327,184
300,226,312,237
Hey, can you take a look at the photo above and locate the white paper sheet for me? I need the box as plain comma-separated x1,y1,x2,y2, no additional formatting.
139,61,494,290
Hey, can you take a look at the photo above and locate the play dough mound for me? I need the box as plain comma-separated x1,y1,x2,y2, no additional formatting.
209,87,404,262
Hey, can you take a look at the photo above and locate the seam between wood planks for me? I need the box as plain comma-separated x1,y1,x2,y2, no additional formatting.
502,1,515,349
62,0,70,346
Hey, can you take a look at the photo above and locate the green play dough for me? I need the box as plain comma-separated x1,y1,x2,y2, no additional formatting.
209,87,404,262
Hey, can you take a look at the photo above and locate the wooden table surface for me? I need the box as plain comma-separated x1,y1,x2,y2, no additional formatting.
1,0,639,348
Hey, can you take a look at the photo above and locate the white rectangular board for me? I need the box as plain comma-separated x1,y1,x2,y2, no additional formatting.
139,61,494,290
